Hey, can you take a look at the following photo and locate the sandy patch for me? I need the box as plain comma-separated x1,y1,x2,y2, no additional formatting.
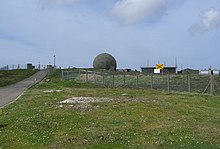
60,97,116,104
58,96,139,111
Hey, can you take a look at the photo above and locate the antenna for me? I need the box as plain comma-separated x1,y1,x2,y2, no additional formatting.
175,56,178,68
53,55,56,68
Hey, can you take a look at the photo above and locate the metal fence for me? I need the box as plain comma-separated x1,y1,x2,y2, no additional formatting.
61,69,220,96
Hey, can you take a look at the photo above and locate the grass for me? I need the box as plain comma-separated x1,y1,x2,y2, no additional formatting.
0,69,38,87
0,70,220,148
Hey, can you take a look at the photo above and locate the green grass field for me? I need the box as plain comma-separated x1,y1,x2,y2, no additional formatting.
0,69,38,87
0,71,220,148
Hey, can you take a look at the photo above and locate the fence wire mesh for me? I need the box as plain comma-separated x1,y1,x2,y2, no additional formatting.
61,69,220,96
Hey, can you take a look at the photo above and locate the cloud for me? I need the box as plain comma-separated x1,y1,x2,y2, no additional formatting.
203,9,220,30
111,0,167,25
189,8,220,35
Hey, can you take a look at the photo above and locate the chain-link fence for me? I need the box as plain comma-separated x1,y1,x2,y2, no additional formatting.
61,69,220,96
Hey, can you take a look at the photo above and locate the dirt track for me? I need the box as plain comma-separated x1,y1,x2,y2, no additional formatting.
0,70,48,108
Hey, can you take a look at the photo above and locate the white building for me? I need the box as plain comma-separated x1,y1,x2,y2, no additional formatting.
200,69,220,75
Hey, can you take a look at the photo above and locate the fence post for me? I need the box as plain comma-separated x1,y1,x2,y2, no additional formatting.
167,71,170,93
210,72,214,96
67,71,69,80
123,71,126,86
136,72,139,87
61,70,64,80
112,71,115,88
151,73,153,89
86,70,88,82
187,72,191,93
94,71,97,84
78,70,81,81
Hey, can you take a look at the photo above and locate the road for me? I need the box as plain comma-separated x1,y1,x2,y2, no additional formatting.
0,70,48,108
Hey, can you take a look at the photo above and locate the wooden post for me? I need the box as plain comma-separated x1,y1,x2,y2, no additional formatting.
210,72,214,96
151,73,153,89
167,72,170,93
78,70,81,81
86,70,88,82
102,71,105,85
94,71,97,84
67,71,69,80
123,71,126,86
136,72,139,87
61,70,64,80
187,72,191,93
112,72,115,88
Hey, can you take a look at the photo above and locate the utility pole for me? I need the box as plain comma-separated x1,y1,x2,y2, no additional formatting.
175,56,178,68
53,55,56,68
175,56,178,73
38,62,40,70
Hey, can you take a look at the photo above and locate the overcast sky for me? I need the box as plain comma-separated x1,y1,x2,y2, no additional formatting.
0,0,220,70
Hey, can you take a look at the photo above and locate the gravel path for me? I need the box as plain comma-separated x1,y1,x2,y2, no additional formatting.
0,70,48,108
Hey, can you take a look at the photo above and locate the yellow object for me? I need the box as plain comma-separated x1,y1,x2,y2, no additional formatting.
156,64,164,70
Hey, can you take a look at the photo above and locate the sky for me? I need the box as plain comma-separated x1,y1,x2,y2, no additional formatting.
0,0,220,70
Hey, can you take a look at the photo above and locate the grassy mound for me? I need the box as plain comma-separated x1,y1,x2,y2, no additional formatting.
0,69,38,87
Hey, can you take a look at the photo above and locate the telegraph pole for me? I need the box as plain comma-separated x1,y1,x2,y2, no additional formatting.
53,55,56,68
175,57,178,67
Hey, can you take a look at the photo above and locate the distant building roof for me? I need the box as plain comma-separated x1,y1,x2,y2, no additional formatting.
141,66,177,74
141,66,177,69
181,68,199,74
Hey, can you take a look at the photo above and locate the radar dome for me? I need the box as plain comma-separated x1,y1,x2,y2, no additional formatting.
93,53,117,70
